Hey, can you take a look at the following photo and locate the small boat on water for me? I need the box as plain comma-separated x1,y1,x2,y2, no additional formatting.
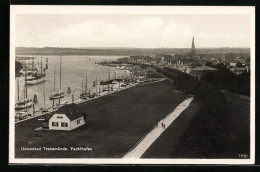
60,100,68,106
15,111,31,120
80,94,88,100
15,99,33,110
100,80,112,85
26,73,46,85
103,87,113,92
40,107,52,113
112,80,118,84
49,91,64,100
120,83,127,87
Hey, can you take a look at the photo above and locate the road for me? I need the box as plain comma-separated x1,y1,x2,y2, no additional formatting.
122,96,194,158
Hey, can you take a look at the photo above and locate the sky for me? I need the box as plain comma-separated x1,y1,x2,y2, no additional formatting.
15,14,251,48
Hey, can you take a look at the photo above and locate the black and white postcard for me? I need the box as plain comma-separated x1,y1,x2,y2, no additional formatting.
9,5,255,164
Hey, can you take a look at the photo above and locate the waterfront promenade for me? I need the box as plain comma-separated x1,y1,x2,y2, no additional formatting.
15,78,165,124
15,79,188,158
122,97,194,158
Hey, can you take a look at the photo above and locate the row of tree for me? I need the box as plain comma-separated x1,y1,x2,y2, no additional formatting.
15,60,23,77
203,63,250,96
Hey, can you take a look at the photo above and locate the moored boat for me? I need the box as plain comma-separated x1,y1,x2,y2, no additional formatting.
15,111,31,120
49,55,64,100
25,57,47,85
49,90,64,100
27,74,46,85
15,99,33,110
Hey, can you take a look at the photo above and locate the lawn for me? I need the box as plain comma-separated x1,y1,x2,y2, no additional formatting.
143,93,250,158
15,79,188,158
142,98,202,158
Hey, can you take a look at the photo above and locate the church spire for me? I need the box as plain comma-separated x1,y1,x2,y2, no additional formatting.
191,36,196,55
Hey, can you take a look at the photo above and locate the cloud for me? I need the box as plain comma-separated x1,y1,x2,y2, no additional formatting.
51,17,194,48
16,15,250,48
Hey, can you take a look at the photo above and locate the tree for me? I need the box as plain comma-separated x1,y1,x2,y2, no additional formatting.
205,62,213,67
15,60,23,75
236,62,243,67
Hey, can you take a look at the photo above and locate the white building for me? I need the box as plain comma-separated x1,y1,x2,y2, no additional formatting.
42,103,86,131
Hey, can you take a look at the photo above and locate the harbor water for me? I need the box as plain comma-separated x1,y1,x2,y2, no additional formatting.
15,55,130,114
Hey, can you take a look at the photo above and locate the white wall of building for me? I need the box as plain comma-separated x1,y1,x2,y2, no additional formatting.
70,116,86,130
49,113,71,131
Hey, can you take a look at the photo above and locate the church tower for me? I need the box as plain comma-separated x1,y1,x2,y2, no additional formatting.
191,36,196,55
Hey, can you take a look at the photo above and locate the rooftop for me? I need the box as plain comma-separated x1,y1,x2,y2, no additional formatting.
54,103,85,121
192,66,218,71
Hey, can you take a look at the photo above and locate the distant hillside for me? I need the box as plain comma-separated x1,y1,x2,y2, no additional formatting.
16,47,250,56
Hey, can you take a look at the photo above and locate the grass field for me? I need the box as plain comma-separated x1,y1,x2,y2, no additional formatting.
15,80,188,158
218,93,250,158
142,98,202,158
143,93,250,158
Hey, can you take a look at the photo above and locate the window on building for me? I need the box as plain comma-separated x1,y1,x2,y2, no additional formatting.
61,122,68,127
52,122,58,127
76,119,81,124
57,116,63,119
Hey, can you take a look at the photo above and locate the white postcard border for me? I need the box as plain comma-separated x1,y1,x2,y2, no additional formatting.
9,5,255,165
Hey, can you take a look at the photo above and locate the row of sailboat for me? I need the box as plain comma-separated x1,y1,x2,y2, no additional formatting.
22,57,48,85
15,55,133,121
15,55,61,113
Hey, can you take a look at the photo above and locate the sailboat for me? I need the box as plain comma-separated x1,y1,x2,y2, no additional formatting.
49,55,64,100
80,75,88,100
20,58,38,77
102,68,113,92
100,67,113,85
27,57,46,85
15,110,30,121
15,72,33,110
40,81,50,113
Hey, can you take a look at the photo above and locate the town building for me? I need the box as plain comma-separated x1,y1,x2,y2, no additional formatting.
229,66,249,75
42,103,86,131
191,66,218,80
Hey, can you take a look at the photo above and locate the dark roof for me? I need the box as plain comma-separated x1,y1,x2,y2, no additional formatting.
192,66,217,71
55,103,85,121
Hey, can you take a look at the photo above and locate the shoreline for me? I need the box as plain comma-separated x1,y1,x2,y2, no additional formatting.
15,78,166,124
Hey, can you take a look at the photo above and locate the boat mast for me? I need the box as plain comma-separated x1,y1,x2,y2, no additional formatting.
108,67,110,80
23,83,25,101
82,81,83,94
96,78,98,94
108,67,110,93
115,68,116,79
25,62,27,99
54,67,56,92
17,77,19,101
41,57,42,75
85,76,88,95
43,81,45,108
32,58,34,70
60,54,62,90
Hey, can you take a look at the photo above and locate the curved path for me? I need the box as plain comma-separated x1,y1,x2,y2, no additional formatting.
122,96,194,159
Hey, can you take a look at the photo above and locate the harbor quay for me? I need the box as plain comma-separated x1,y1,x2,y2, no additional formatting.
15,78,189,158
